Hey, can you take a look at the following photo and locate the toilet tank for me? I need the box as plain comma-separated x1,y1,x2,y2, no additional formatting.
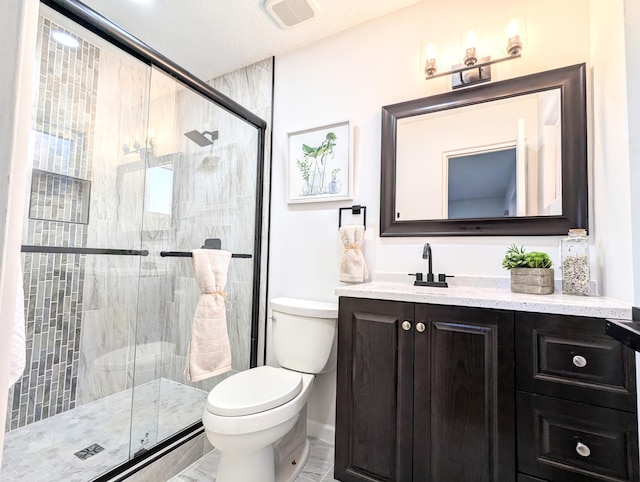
270,297,338,374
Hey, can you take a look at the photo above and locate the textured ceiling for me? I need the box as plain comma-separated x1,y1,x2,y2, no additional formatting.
79,0,425,81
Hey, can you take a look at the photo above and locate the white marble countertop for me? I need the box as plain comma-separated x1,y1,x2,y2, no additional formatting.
335,274,632,319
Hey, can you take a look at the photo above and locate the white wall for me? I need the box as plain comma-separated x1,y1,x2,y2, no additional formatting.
623,0,640,439
0,0,39,469
589,0,634,303
270,0,634,432
625,0,640,307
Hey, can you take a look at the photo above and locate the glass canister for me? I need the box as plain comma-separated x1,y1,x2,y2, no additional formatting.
561,229,590,295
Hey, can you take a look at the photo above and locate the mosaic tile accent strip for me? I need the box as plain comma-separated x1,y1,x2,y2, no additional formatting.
29,169,91,224
5,14,99,432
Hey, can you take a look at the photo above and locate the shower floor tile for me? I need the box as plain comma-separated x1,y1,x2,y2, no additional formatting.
1,378,207,482
169,438,336,482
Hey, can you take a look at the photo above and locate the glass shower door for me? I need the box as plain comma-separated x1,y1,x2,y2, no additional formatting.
128,65,261,456
2,4,153,481
2,3,265,480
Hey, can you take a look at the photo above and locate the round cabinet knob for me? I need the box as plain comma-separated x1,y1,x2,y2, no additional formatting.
576,442,591,457
572,355,587,368
416,322,426,333
402,321,412,331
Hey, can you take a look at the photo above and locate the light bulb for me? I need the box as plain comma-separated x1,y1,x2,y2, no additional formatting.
504,14,526,56
507,18,519,38
420,38,439,77
462,26,482,66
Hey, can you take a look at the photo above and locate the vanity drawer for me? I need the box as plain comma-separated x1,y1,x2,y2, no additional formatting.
518,475,547,482
516,312,636,412
517,392,639,482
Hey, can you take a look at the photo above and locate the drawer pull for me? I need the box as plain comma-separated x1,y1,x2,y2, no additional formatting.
416,322,426,333
572,355,587,368
402,321,412,331
576,442,591,457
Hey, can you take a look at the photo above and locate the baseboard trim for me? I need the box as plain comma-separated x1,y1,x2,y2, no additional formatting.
307,419,335,445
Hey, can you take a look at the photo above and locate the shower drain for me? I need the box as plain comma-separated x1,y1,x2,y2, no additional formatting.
74,443,105,460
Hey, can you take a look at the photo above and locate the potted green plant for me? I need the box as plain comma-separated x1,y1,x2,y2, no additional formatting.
502,244,554,294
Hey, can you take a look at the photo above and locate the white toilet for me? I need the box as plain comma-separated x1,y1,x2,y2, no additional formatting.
202,297,338,482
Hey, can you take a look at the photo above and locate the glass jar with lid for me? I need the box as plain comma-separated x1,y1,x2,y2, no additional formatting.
560,229,590,295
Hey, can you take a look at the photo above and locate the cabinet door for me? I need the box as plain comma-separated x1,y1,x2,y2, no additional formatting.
335,297,414,482
413,304,515,482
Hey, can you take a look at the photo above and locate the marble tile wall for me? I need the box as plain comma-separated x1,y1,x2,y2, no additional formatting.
5,16,99,431
157,58,273,394
28,170,90,224
207,57,273,369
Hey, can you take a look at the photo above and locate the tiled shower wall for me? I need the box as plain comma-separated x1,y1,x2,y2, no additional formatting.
5,17,99,430
6,11,272,449
160,58,273,391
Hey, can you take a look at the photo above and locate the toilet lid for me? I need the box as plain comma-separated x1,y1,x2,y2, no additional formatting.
206,366,303,417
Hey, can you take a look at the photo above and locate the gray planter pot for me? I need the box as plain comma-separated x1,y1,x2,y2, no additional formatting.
510,268,554,295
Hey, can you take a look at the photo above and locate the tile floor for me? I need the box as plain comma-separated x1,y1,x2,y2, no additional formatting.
1,378,207,482
168,438,337,482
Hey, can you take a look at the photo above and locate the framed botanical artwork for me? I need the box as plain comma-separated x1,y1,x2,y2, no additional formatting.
287,120,353,204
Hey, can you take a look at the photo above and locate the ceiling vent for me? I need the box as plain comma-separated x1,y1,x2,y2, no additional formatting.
264,0,320,29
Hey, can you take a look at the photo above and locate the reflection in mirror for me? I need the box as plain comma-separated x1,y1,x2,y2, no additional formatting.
380,63,587,237
447,146,517,219
117,152,180,234
395,89,561,221
145,165,174,215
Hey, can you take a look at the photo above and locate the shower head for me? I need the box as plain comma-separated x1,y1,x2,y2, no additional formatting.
184,129,219,147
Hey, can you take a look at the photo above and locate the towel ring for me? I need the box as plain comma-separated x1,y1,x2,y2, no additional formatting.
338,205,367,231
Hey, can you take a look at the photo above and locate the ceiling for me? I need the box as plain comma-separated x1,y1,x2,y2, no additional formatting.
79,0,425,81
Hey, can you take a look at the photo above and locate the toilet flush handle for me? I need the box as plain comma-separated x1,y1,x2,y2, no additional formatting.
270,316,277,322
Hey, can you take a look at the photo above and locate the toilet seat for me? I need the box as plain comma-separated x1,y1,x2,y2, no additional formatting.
206,366,303,417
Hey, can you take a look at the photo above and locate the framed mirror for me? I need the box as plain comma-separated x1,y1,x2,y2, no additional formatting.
380,63,587,236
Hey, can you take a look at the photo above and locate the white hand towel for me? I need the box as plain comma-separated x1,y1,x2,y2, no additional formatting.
10,266,26,386
339,225,368,283
186,249,233,382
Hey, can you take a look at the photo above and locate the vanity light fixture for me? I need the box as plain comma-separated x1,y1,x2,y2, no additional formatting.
122,129,155,155
422,14,526,89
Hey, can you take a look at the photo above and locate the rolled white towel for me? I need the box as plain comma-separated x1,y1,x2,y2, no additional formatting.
339,225,368,283
10,266,26,386
186,249,233,382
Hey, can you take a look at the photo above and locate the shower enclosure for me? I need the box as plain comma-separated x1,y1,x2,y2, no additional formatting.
2,1,267,480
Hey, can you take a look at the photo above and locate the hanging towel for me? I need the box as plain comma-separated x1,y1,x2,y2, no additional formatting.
186,249,233,382
339,225,369,283
10,266,26,386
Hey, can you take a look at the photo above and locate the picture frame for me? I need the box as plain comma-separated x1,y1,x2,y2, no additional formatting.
287,120,353,204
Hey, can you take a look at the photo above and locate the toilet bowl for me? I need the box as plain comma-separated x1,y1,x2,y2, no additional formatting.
202,297,338,482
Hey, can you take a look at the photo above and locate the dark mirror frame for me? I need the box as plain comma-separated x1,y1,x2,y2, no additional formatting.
380,63,587,237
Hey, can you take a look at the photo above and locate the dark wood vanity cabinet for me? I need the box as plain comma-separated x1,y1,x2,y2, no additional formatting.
335,297,515,481
335,298,415,481
515,312,639,482
335,298,639,482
